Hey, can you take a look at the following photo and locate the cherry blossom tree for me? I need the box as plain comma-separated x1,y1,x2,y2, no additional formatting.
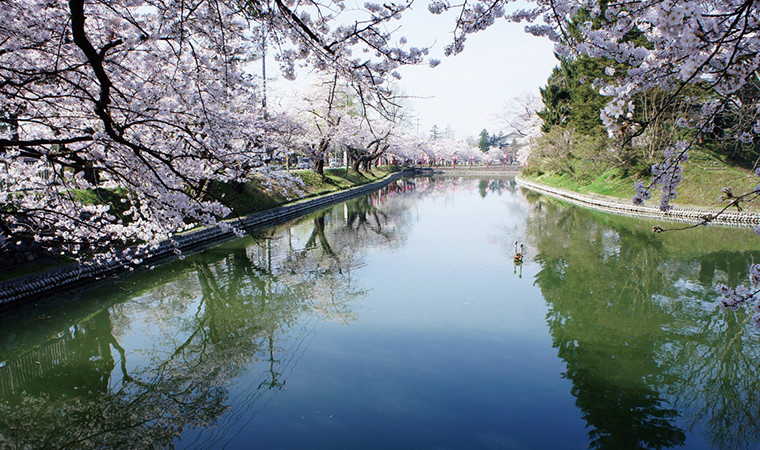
433,0,759,209
1,0,271,259
434,0,760,325
340,115,394,172
288,73,360,175
290,70,421,174
1,0,432,260
385,133,434,164
495,93,544,164
499,94,543,141
426,137,480,165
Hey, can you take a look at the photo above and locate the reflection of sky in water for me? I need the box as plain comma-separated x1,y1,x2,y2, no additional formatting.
2,176,760,449
178,179,585,448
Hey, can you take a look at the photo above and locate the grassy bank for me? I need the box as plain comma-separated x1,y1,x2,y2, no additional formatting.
210,165,402,216
2,166,404,282
523,151,760,211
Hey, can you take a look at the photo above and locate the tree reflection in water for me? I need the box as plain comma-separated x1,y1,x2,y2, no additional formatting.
0,182,416,449
524,194,760,449
7,177,755,449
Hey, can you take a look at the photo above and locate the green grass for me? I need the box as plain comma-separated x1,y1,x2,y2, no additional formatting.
205,165,402,216
2,166,403,283
675,152,759,209
208,177,292,216
528,168,636,198
297,166,401,197
525,151,760,211
70,166,404,220
73,187,132,216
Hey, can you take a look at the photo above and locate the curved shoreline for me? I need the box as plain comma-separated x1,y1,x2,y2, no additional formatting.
0,171,409,309
9,171,754,309
516,176,760,228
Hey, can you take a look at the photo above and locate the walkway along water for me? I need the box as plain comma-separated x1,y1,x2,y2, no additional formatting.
517,176,760,228
0,170,418,308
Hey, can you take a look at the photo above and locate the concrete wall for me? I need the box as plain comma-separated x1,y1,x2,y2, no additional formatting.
517,176,760,227
0,172,407,308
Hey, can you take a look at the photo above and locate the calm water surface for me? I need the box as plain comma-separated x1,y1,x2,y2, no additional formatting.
2,176,760,449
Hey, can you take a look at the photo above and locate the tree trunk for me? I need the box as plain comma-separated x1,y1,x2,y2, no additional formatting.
313,139,329,177
352,157,362,173
313,158,325,175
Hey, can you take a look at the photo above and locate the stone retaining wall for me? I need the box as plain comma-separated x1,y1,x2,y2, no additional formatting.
0,172,407,308
516,176,760,227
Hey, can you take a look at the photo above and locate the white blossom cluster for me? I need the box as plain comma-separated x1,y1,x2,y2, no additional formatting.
1,0,274,257
633,141,689,210
717,263,760,328
260,0,430,91
426,138,482,163
284,72,440,172
442,0,760,205
1,0,432,261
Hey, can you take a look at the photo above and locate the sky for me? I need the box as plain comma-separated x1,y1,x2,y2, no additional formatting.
393,5,559,140
269,2,559,141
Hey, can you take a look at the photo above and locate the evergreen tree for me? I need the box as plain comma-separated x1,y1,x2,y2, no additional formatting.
537,65,571,133
478,129,490,153
430,125,441,141
537,55,609,137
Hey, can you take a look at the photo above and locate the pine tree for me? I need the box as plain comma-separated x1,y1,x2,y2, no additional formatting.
478,129,490,153
430,125,441,141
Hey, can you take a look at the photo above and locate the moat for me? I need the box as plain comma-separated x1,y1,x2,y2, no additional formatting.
2,176,759,449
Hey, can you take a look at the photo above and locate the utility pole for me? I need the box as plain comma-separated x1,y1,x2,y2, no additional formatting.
261,26,267,117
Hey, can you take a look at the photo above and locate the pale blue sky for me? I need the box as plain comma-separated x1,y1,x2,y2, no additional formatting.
394,4,558,139
269,2,559,141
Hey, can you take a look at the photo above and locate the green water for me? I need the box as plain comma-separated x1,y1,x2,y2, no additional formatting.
1,176,760,449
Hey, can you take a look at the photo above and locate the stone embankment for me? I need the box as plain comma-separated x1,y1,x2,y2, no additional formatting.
0,172,408,308
516,176,760,227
